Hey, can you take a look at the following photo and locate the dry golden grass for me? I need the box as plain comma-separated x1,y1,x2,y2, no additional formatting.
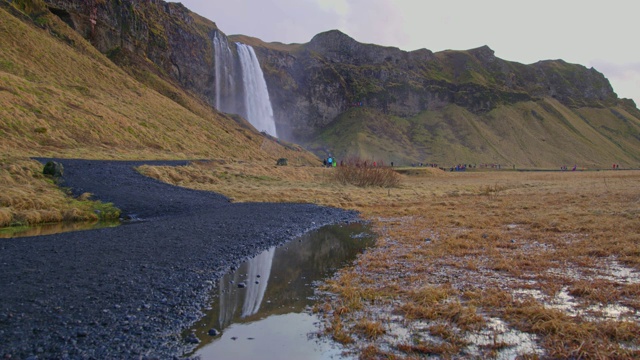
0,157,119,229
142,164,640,358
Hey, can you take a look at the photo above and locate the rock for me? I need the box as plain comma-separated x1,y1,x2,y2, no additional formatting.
237,282,246,288
185,334,199,344
43,161,64,178
276,158,288,166
207,328,219,336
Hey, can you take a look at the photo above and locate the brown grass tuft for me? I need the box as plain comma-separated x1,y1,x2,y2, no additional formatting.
0,208,12,228
333,158,401,188
354,319,386,340
0,158,112,229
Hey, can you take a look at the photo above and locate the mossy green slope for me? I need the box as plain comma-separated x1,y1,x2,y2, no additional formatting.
310,100,640,168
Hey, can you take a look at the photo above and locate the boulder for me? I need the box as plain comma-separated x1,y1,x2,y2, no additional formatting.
43,161,64,178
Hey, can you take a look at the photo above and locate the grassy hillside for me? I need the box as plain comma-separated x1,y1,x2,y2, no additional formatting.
308,100,640,168
0,1,312,162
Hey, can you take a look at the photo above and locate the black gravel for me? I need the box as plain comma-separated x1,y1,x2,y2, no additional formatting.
0,159,359,359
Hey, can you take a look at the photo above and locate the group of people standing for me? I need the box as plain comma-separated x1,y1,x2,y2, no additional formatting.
323,157,337,168
560,165,577,171
322,157,386,168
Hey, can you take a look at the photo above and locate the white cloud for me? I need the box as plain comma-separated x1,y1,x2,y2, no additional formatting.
314,0,349,16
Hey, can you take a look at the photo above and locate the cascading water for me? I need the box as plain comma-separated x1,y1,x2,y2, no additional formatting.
212,32,241,115
212,31,278,138
236,43,278,137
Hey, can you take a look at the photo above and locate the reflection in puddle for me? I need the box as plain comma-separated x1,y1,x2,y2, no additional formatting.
0,220,120,238
186,223,375,359
218,247,276,327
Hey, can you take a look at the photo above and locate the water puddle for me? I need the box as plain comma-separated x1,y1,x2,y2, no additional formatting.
0,220,120,238
465,317,543,358
184,223,376,359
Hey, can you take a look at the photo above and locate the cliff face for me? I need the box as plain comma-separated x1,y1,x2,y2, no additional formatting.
253,30,618,141
43,0,221,106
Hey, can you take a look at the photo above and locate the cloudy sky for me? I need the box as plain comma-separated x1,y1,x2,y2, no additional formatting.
169,0,639,106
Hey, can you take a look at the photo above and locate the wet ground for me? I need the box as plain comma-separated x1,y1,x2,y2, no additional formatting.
186,223,375,359
0,159,359,359
0,220,120,239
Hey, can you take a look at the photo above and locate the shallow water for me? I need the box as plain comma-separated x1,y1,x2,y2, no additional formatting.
185,223,375,359
0,220,120,238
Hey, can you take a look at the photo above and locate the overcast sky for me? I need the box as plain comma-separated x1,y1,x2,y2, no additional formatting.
168,0,639,106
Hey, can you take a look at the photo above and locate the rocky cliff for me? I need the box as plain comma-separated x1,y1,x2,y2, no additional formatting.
43,0,221,105
251,29,621,141
238,30,640,167
38,0,640,167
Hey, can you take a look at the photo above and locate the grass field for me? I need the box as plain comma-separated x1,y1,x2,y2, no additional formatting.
142,163,640,359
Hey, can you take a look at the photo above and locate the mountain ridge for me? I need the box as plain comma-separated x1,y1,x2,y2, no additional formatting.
249,29,640,166
6,0,640,167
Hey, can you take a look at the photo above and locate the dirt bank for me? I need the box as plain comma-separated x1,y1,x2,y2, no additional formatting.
0,159,358,359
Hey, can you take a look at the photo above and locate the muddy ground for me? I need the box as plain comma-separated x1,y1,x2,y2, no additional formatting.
0,159,358,359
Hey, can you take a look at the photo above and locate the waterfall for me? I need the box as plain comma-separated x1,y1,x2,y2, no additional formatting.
236,43,278,137
213,32,240,115
212,32,278,137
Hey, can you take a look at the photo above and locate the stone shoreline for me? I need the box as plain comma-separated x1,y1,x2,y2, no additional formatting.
0,159,358,359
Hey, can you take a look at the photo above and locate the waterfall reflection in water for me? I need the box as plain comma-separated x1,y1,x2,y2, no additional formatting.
218,247,275,328
187,223,375,359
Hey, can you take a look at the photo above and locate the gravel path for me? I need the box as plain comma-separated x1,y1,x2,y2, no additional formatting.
0,159,358,359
